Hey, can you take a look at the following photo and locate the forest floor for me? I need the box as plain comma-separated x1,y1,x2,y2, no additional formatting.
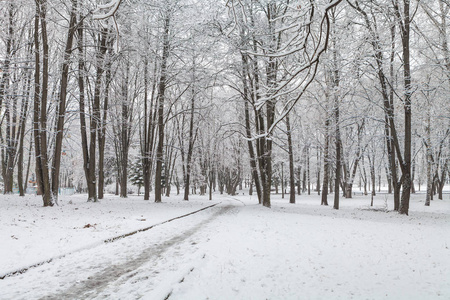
1,190,450,299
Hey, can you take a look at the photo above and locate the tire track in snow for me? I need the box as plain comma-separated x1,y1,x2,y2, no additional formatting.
39,204,236,300
0,202,220,280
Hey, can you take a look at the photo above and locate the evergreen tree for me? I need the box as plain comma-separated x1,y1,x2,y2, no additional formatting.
129,158,144,196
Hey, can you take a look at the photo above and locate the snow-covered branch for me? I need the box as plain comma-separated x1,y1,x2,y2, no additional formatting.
92,0,123,20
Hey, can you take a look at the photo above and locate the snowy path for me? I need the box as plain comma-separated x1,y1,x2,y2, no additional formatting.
2,201,240,299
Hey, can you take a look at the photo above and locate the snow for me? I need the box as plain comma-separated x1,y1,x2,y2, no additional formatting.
1,191,449,299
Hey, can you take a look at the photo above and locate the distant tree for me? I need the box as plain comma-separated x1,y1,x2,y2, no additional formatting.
130,158,144,195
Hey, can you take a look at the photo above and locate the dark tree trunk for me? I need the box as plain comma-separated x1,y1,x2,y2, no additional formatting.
334,107,341,210
437,156,447,200
327,7,341,210
307,146,311,195
183,76,198,201
286,114,296,204
281,163,284,198
1,2,15,195
118,62,132,198
332,47,341,209
369,155,376,197
425,102,433,206
241,52,262,203
209,171,214,200
98,31,112,200
155,13,170,203
34,0,52,206
395,0,412,216
385,165,392,194
17,58,33,196
142,57,158,201
316,148,321,195
77,18,97,202
302,168,306,193
51,0,77,202
321,111,330,205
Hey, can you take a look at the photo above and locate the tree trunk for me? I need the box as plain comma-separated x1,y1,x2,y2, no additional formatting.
369,154,376,197
281,162,285,199
302,168,306,193
17,59,33,196
286,114,296,204
34,0,52,207
334,106,341,210
51,0,77,202
1,2,15,195
307,146,311,195
77,18,97,202
316,148,321,195
155,13,170,203
119,63,131,198
330,13,341,210
183,70,198,201
209,172,214,200
425,104,433,206
396,0,412,216
142,57,158,201
98,31,112,200
385,165,392,194
321,111,330,205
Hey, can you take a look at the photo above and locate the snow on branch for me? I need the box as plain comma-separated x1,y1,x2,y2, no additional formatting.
266,1,342,135
225,0,248,37
92,0,124,50
92,0,123,20
227,0,342,136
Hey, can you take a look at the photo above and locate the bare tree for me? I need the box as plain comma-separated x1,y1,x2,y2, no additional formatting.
51,0,78,202
33,0,52,206
154,10,171,203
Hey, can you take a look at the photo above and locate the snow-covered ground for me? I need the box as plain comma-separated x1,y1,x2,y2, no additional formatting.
1,191,449,299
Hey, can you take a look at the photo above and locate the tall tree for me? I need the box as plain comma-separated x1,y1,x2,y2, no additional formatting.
393,0,413,215
50,0,78,202
78,16,98,202
154,9,171,203
33,0,52,206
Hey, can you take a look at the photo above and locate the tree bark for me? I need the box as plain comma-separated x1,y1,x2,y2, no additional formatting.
241,51,262,203
286,114,296,204
117,62,132,198
321,103,330,205
142,57,158,200
307,146,311,195
183,69,198,201
34,0,52,206
77,18,97,202
154,12,170,203
334,100,341,210
17,55,33,196
1,2,14,194
98,30,112,200
330,10,341,210
51,0,78,202
394,0,412,215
